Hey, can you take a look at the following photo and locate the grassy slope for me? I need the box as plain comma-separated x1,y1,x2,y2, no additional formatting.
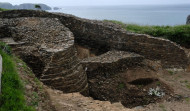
0,42,34,111
0,8,9,11
104,20,190,48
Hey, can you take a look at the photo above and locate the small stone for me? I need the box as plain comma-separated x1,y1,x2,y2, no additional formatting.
134,106,144,110
25,85,32,90
18,63,23,66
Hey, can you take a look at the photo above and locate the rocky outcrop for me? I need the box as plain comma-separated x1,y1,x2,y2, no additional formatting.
0,2,13,9
53,7,61,10
0,10,188,68
187,15,190,24
0,17,88,94
0,2,51,10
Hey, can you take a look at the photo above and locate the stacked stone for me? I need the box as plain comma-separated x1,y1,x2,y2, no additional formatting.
0,10,188,68
40,46,88,94
82,51,144,78
0,17,88,94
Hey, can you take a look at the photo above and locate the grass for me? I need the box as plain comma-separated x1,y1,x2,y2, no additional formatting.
0,8,9,11
159,104,167,111
0,42,34,111
186,83,190,89
156,81,161,86
168,70,175,75
180,80,190,90
118,83,125,89
104,20,190,48
14,57,43,108
185,97,190,103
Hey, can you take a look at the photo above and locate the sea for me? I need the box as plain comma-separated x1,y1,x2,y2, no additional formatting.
49,4,190,26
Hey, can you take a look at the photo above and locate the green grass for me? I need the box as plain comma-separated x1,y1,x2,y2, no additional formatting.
186,83,190,89
104,20,190,48
0,42,34,111
168,70,175,75
118,83,125,89
0,8,9,11
159,104,167,111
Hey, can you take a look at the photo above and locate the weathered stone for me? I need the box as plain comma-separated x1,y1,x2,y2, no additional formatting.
82,51,144,78
0,17,88,93
0,10,188,68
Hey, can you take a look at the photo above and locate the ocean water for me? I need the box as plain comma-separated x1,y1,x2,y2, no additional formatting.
50,5,190,26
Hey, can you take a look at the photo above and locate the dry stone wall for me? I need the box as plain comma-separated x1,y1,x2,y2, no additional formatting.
82,51,144,78
0,17,88,94
0,10,188,68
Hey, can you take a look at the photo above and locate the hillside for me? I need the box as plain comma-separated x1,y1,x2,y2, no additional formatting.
0,2,51,10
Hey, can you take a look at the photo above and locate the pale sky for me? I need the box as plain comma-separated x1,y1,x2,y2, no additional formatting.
1,0,190,6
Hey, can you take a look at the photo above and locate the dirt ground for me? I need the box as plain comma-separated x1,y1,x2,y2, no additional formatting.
14,57,56,111
46,87,133,111
140,69,190,111
44,68,190,111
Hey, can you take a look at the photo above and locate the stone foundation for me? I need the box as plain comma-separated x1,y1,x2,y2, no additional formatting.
0,17,88,94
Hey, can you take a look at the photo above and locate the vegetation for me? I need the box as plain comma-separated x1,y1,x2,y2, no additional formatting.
168,70,175,75
35,5,41,10
159,104,167,111
0,42,34,111
104,20,190,48
0,8,9,11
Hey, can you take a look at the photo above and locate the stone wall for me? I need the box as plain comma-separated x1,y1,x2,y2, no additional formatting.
0,17,88,94
82,51,144,79
187,15,190,24
0,10,188,68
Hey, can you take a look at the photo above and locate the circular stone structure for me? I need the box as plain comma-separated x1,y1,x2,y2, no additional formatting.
0,17,88,94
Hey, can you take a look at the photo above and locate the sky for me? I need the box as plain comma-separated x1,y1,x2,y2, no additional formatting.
1,0,190,6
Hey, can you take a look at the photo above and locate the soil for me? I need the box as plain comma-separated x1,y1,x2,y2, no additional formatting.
14,57,56,111
46,87,132,111
140,69,190,111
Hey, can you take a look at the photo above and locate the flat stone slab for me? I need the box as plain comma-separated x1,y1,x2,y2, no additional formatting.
82,51,144,77
82,51,143,64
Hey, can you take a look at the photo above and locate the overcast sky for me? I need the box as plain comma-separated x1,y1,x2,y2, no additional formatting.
1,0,190,6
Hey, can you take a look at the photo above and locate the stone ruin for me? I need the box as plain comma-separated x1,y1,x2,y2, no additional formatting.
0,10,189,108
